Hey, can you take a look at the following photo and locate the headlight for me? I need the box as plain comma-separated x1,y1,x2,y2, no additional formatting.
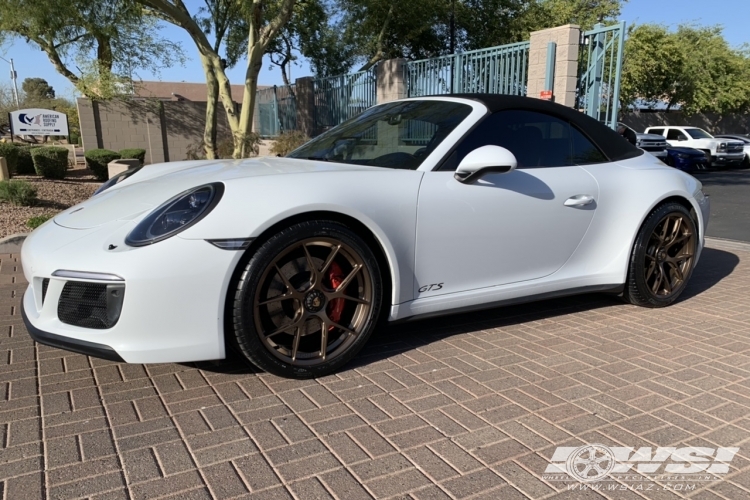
677,153,690,159
93,166,143,196
125,183,224,247
718,142,727,151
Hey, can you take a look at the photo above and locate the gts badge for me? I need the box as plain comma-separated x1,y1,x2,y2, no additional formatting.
419,283,444,293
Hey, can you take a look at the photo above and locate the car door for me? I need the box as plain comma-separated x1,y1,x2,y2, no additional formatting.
414,110,601,297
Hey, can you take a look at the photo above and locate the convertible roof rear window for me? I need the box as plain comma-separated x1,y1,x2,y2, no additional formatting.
288,100,472,170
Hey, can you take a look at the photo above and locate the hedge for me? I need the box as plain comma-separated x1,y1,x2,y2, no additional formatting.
84,149,121,181
119,148,146,165
0,143,19,175
15,145,40,175
31,147,69,180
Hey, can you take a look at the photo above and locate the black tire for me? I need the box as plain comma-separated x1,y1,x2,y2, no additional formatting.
624,203,698,308
231,220,383,378
742,156,750,170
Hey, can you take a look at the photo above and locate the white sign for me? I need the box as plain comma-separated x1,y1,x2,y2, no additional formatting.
9,108,69,136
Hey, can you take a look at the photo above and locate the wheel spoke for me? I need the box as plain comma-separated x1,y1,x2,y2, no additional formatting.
258,293,294,306
320,321,328,360
300,243,318,282
667,216,682,245
275,265,296,292
291,326,301,361
320,244,341,276
645,260,657,282
658,218,671,243
328,291,370,305
266,319,300,339
336,264,362,292
668,261,684,282
662,265,673,293
651,265,663,294
327,319,357,337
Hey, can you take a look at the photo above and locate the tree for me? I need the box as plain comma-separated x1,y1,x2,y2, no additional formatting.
621,24,750,114
138,0,296,158
21,78,55,100
0,0,184,99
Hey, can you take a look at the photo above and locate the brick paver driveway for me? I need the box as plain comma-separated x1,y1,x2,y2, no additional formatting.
2,240,750,500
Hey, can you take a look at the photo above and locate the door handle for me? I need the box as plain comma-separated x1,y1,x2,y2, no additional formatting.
564,194,595,207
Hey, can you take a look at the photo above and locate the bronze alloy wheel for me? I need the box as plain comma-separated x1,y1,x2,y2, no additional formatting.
643,213,696,297
232,220,382,378
253,237,373,365
625,202,698,308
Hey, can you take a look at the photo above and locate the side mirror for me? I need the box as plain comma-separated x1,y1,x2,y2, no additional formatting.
454,145,517,183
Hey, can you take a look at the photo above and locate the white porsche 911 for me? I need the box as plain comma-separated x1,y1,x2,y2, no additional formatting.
21,95,710,378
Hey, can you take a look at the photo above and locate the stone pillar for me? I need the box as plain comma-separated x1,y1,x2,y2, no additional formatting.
76,97,101,151
527,24,580,108
377,59,407,104
295,76,316,137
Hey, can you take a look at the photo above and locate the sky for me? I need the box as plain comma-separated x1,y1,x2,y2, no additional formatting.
1,0,748,101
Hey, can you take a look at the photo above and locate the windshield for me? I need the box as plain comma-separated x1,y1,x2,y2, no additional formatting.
288,100,473,170
685,128,713,139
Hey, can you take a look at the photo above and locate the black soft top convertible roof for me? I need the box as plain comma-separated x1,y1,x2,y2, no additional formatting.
432,94,643,162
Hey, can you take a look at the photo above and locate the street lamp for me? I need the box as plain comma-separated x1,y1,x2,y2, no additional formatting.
0,55,21,109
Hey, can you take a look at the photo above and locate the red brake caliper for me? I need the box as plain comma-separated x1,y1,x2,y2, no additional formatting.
326,261,345,330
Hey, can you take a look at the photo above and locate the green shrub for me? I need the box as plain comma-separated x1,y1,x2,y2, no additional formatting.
26,214,53,229
0,143,19,174
270,131,310,157
0,180,37,206
84,149,121,180
31,147,69,179
15,145,40,175
119,148,146,165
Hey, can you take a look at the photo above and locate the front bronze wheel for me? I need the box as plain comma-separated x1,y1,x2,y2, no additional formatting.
625,203,697,307
232,221,382,378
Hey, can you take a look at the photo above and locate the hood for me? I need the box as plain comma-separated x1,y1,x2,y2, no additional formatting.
667,147,705,156
55,157,371,230
636,133,667,142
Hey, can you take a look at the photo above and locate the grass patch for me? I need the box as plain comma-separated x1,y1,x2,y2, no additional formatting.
26,214,53,229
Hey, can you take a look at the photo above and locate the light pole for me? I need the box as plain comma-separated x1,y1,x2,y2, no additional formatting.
0,55,21,109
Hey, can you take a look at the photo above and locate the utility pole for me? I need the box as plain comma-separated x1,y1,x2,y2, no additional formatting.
0,56,20,109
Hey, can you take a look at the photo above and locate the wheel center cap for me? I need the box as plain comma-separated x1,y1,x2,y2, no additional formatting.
657,249,667,262
304,290,326,313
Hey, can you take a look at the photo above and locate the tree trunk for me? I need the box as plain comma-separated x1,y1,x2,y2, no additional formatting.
203,65,219,159
235,41,264,158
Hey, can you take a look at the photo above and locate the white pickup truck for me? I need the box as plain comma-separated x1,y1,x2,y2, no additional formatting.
644,126,745,168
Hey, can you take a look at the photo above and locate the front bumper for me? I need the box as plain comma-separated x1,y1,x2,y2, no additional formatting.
21,219,243,363
711,153,745,167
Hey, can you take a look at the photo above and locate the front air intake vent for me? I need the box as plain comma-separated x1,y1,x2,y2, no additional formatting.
57,281,125,330
41,278,50,305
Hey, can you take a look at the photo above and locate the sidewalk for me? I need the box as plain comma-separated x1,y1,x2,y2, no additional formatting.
1,240,749,499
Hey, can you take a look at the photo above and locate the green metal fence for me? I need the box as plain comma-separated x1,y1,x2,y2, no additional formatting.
255,85,297,138
577,22,626,130
313,67,377,134
406,42,531,97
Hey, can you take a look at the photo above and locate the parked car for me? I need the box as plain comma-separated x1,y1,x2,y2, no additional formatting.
714,134,750,168
665,147,710,172
617,122,668,162
645,126,745,168
21,95,710,378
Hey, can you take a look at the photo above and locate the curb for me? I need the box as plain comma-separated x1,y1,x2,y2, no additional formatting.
704,237,750,253
0,233,29,254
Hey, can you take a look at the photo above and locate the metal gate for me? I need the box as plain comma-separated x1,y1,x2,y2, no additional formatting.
313,68,377,134
255,85,297,138
406,42,531,97
577,22,626,129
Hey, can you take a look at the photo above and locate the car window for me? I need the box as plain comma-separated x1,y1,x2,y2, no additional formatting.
648,128,665,136
685,128,713,139
667,129,687,141
439,109,608,170
288,100,472,170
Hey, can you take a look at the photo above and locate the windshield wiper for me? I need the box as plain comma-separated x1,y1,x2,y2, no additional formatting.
303,156,329,161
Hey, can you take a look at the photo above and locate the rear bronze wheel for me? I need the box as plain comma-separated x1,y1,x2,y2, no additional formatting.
625,203,697,307
232,221,382,378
